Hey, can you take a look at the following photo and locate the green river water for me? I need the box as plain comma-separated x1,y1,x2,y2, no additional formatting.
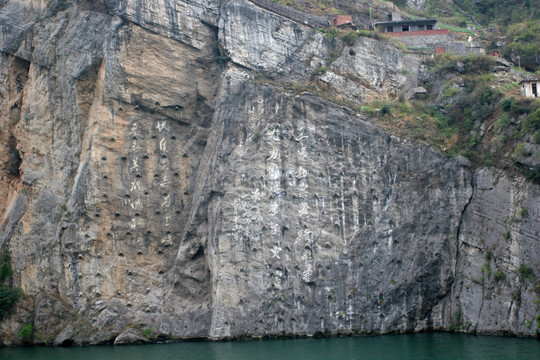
0,333,538,360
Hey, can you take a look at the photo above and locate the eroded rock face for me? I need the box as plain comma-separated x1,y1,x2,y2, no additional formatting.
0,0,538,345
440,168,540,335
202,68,472,338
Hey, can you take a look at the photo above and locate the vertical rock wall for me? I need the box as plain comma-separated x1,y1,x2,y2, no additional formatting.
0,0,537,345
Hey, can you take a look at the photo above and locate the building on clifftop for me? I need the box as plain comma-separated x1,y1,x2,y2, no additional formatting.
374,12,443,36
374,11,485,56
520,78,540,98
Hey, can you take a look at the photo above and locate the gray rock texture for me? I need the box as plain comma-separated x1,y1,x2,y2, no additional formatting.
0,0,538,345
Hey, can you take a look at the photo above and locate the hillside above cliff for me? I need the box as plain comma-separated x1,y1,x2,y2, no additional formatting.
0,0,538,345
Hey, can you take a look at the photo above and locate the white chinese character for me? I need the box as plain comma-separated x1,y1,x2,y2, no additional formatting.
302,264,313,282
159,138,167,152
160,174,170,188
270,246,282,259
161,233,172,246
161,194,171,208
130,158,139,172
298,203,309,217
156,120,169,133
128,122,139,136
251,188,261,202
269,144,279,160
268,182,280,195
270,223,279,235
130,180,141,192
269,202,279,215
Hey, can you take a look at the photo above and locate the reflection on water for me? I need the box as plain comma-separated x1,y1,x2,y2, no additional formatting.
0,333,539,360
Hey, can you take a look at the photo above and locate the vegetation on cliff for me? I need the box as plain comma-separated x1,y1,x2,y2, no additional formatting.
0,250,23,320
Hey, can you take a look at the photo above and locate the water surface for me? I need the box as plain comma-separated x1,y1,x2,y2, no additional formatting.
1,333,539,360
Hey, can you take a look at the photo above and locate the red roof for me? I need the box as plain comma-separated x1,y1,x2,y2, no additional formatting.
329,15,354,27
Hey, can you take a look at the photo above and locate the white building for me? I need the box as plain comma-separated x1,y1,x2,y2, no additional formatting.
520,78,540,98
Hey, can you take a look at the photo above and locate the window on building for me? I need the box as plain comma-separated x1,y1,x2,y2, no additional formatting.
386,26,393,32
402,25,409,32
427,25,433,30
418,25,424,31
533,83,538,97
387,14,392,21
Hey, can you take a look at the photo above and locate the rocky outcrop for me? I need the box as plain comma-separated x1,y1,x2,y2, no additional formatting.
0,0,537,346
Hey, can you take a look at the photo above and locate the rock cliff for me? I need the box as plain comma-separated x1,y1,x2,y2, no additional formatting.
0,0,538,345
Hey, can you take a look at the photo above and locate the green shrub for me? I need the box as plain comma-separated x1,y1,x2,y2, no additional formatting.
318,27,338,39
495,114,511,132
252,132,261,143
514,142,532,157
18,323,34,342
311,66,327,77
518,264,536,282
450,308,463,331
340,31,359,46
0,286,23,319
443,87,460,98
501,97,516,112
380,104,392,116
142,328,154,339
0,250,11,283
532,130,540,143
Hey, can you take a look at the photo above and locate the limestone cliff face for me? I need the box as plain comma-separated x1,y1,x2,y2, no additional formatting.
0,0,538,345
